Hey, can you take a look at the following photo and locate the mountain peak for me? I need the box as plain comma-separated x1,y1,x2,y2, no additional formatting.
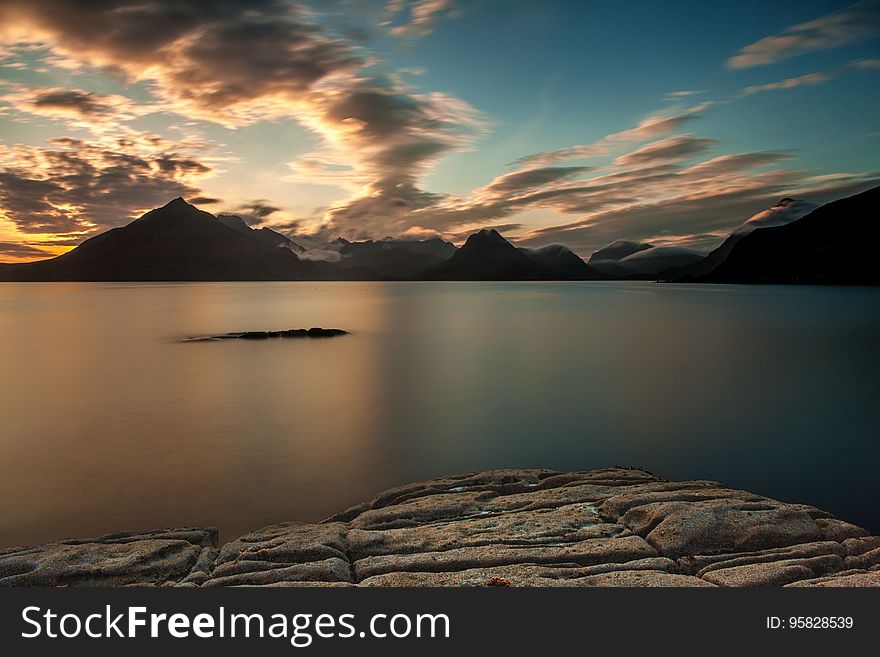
163,197,195,210
464,228,508,247
732,198,819,236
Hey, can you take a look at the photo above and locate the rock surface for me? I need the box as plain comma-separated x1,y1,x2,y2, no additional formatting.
2,468,877,586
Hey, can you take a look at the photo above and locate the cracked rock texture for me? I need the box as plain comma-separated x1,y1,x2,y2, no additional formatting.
2,468,878,587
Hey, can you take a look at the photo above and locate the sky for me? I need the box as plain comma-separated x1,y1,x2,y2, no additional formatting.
0,0,878,262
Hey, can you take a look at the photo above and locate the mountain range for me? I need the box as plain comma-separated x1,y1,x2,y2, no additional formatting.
0,186,877,283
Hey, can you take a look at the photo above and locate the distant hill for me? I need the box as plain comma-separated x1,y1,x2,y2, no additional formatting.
617,246,704,276
588,241,703,278
423,229,558,280
423,229,599,280
691,185,880,284
519,244,603,279
217,214,305,252
0,198,314,281
589,240,653,263
337,237,457,279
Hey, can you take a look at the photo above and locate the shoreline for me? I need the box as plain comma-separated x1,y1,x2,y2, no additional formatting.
2,467,878,587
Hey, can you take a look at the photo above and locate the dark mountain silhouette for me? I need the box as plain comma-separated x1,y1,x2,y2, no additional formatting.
585,259,635,278
423,228,585,280
3,188,875,283
0,198,315,281
382,237,457,260
589,240,653,262
671,198,819,280
588,239,659,278
217,214,305,252
519,244,602,279
588,242,703,278
337,237,457,279
617,246,704,276
691,185,880,284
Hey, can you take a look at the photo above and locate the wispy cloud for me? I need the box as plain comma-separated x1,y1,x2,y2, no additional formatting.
613,135,717,167
849,57,880,69
515,103,713,167
727,3,880,69
0,240,52,259
231,200,282,225
516,172,879,254
664,90,703,100
385,0,457,38
742,72,831,95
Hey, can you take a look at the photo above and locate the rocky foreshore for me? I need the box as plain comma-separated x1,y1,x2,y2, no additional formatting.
2,468,879,587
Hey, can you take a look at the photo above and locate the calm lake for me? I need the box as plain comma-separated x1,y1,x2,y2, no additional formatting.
1,281,878,547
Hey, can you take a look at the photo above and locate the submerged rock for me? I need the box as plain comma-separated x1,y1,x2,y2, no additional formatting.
2,468,878,587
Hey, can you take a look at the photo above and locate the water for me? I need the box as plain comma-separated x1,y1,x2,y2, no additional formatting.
1,281,878,547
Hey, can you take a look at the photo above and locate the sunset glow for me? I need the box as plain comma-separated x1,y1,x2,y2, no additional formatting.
1,0,878,262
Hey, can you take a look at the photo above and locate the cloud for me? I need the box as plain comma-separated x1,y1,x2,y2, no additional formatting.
0,240,52,258
742,72,831,95
1,1,875,261
29,88,120,116
386,0,456,38
849,58,880,69
665,90,703,100
0,137,213,235
0,1,361,122
297,79,486,236
399,147,875,256
516,103,711,167
0,84,142,130
613,135,716,167
231,199,282,225
727,4,880,69
0,0,486,240
481,166,593,193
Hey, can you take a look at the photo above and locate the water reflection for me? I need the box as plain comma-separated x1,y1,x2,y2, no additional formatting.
0,282,878,546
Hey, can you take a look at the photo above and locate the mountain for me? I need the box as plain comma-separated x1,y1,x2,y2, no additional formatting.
589,241,703,278
423,228,559,280
731,198,820,236
589,239,653,263
422,229,600,280
337,237,457,279
0,198,314,281
692,185,880,284
586,259,637,278
217,214,305,253
519,244,602,279
616,246,704,276
677,198,819,279
588,239,660,277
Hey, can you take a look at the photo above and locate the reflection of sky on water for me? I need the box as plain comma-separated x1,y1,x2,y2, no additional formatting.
0,281,878,546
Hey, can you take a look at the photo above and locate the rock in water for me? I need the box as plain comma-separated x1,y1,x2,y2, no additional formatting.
183,327,348,341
